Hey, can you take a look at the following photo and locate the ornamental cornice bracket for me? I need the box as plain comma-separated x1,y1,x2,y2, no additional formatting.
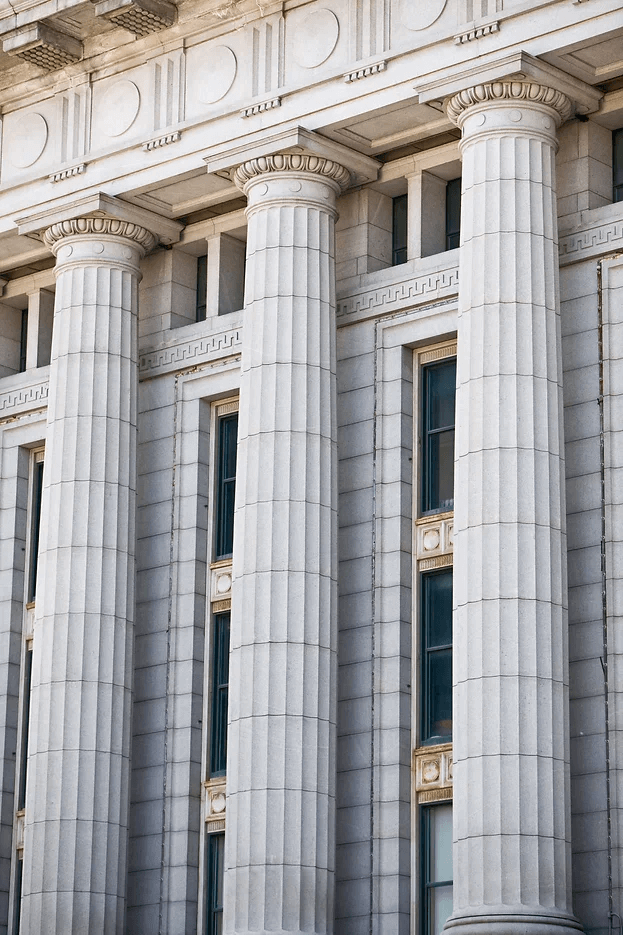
204,126,380,192
16,192,182,254
416,50,602,122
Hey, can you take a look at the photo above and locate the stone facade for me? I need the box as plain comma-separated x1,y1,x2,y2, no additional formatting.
0,2,622,934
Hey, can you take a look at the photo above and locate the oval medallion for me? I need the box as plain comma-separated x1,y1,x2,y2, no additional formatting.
400,0,446,31
99,80,141,137
294,8,339,69
10,112,48,168
197,46,237,104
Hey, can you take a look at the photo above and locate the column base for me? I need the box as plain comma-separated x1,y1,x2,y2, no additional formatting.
444,906,584,935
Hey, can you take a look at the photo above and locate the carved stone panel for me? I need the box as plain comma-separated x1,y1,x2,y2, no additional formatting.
414,743,452,803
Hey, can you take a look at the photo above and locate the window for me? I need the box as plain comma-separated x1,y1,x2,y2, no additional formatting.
421,569,452,745
210,611,230,777
215,413,238,560
28,455,44,602
196,255,208,321
614,129,623,203
206,832,225,935
18,310,28,373
392,193,408,266
421,803,453,935
421,358,456,515
445,178,461,251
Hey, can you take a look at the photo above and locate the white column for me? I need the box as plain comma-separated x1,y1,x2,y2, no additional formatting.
446,82,583,935
21,217,155,934
225,153,349,935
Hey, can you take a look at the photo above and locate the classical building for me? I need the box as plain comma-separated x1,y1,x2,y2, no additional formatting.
0,1,622,934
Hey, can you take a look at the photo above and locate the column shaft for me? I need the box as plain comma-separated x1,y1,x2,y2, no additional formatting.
21,221,152,934
225,155,347,935
447,85,582,934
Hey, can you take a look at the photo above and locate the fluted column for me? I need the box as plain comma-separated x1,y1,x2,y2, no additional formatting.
225,153,349,935
21,218,154,934
445,83,582,935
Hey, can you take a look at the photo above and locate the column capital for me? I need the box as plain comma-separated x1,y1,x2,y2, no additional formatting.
417,50,602,122
205,126,380,191
42,216,157,253
234,153,351,193
16,191,182,252
446,80,573,126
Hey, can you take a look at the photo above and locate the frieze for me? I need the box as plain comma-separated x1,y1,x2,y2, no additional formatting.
0,380,49,417
559,219,623,264
139,327,242,377
337,266,459,318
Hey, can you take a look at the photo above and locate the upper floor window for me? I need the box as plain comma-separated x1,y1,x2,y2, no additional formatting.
210,610,230,777
392,193,408,266
215,412,238,560
421,803,453,935
206,831,225,935
445,178,461,251
28,452,44,603
421,569,452,745
421,358,456,515
196,255,208,322
614,129,623,203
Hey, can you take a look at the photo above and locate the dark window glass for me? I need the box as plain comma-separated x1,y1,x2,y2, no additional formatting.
197,255,208,321
614,129,623,203
215,413,238,560
392,193,408,266
210,611,230,777
29,460,44,602
445,178,461,251
421,569,452,745
19,310,28,373
206,832,225,935
17,647,32,812
421,359,456,514
13,854,23,935
421,803,453,935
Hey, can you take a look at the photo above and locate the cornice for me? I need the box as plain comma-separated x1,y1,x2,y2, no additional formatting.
446,80,573,124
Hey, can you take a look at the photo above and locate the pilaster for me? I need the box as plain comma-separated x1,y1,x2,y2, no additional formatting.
445,80,582,935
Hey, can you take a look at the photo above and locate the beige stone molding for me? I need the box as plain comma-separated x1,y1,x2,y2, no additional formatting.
414,743,453,803
42,217,157,253
446,80,572,125
211,559,232,604
559,215,623,264
234,154,351,192
204,777,226,832
415,513,453,561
